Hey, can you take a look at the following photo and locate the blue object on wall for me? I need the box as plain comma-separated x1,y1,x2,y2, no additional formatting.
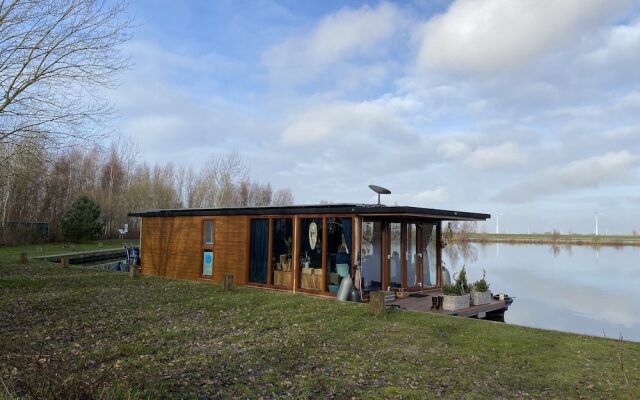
203,251,213,276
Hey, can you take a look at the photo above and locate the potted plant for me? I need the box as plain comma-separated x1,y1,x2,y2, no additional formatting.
442,266,470,311
470,269,491,306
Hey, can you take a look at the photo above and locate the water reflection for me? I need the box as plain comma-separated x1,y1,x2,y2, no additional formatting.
443,242,640,342
443,241,478,274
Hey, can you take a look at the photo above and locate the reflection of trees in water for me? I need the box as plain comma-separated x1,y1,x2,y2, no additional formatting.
444,242,479,272
550,243,573,257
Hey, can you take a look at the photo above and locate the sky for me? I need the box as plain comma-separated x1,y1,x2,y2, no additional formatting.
107,0,640,234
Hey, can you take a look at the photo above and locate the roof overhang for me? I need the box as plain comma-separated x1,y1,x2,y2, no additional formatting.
128,204,490,221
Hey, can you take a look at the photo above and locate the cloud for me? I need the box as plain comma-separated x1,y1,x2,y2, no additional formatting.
414,187,449,203
417,0,630,75
437,140,471,159
466,142,527,169
263,3,401,85
437,140,527,169
281,101,405,144
498,151,640,203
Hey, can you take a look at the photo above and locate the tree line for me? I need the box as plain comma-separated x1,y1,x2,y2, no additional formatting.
0,139,293,244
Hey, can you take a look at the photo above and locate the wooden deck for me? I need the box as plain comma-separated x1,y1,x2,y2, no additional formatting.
390,291,510,319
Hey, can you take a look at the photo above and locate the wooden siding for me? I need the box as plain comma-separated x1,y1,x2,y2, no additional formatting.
140,216,249,285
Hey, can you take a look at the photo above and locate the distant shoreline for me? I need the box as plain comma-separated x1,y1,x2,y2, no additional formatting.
451,233,640,246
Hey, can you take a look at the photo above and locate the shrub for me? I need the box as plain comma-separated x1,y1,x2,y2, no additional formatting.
472,269,490,292
444,265,470,296
61,195,104,243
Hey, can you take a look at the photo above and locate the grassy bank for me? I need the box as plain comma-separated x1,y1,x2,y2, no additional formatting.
1,262,639,399
457,233,640,246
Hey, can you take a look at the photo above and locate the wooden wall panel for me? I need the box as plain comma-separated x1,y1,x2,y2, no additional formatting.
140,216,249,285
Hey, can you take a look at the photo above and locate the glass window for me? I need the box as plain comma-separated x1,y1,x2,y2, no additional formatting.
272,218,293,287
203,221,214,245
422,223,437,287
407,223,417,287
202,251,213,276
326,218,352,293
360,220,382,293
249,219,269,284
389,222,402,288
300,218,322,290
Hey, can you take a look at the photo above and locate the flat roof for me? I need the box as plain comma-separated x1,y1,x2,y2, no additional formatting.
128,203,490,221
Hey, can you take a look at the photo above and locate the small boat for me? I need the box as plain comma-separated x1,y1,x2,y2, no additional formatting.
493,293,515,306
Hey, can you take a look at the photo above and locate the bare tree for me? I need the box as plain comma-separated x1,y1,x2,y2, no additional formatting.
0,0,132,175
272,188,294,206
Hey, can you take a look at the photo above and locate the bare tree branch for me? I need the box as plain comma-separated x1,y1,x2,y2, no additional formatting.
0,0,133,174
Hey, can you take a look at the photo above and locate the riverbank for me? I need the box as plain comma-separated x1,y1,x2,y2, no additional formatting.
455,233,640,246
0,239,139,264
1,261,638,398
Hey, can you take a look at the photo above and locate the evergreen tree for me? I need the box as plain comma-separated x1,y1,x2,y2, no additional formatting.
62,196,104,243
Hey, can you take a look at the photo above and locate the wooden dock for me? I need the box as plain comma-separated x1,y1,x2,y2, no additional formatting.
31,248,126,264
390,291,511,320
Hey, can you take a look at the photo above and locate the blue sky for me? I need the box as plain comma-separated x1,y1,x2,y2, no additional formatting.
108,0,640,234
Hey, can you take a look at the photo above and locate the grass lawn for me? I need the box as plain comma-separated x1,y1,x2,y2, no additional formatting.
1,260,638,398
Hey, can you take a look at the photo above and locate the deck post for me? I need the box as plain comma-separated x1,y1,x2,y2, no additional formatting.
19,252,28,264
223,274,234,291
369,291,387,316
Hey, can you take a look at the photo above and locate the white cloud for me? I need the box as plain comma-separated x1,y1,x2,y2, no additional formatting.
281,101,405,144
263,3,401,85
436,140,527,169
437,140,471,159
414,187,449,203
579,18,640,68
417,0,630,75
387,187,449,207
498,151,640,202
466,142,527,169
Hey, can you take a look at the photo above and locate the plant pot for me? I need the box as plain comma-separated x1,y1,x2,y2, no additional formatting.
470,290,491,306
442,294,470,311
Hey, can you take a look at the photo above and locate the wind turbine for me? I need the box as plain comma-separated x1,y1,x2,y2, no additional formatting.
594,212,606,236
494,213,505,234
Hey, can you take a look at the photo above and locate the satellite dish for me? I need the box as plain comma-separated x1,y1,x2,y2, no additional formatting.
368,184,391,205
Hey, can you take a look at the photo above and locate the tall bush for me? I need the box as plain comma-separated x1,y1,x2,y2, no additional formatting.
62,196,104,243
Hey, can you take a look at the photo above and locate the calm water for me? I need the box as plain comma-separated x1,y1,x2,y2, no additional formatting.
443,242,640,342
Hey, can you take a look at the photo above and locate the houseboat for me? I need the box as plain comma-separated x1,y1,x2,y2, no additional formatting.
128,203,495,303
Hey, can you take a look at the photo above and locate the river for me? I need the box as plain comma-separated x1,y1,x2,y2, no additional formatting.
442,242,640,342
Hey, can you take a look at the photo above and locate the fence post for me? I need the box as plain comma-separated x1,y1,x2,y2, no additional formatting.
128,260,139,278
369,291,387,316
60,257,69,268
223,274,234,292
19,252,28,264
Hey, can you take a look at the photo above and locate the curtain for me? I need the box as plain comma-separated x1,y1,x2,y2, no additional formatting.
249,219,269,284
341,218,352,255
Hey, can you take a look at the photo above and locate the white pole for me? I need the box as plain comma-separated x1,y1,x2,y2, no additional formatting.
595,212,598,236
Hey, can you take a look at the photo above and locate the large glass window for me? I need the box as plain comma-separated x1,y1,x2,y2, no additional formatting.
389,222,402,288
272,218,293,287
407,223,417,287
249,219,269,284
422,223,437,287
360,221,382,293
326,218,352,293
300,218,323,290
